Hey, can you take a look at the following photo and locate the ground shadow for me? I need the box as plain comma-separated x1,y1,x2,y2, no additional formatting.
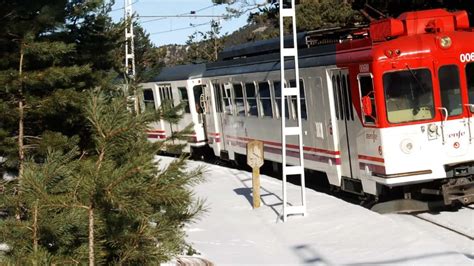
293,244,330,265
229,168,286,221
233,187,253,206
345,251,473,265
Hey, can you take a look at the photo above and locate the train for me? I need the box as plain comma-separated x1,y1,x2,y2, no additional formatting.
141,9,474,208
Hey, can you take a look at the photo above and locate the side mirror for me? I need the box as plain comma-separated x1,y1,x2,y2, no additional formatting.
362,96,373,117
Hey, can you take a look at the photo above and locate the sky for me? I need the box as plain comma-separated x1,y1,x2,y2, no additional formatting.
109,0,266,47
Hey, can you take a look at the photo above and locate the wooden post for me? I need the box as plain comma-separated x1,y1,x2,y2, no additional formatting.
247,140,264,209
252,167,261,208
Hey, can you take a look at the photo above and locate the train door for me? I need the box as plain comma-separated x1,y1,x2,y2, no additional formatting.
193,84,207,139
437,63,470,157
329,69,357,180
210,81,225,153
142,83,166,141
468,63,474,144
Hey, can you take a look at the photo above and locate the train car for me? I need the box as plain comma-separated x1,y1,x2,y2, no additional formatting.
141,63,208,153
200,9,474,206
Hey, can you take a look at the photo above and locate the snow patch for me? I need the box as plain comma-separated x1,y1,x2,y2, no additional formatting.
156,155,474,265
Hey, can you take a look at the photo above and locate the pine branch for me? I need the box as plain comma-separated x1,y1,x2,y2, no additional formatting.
105,166,143,193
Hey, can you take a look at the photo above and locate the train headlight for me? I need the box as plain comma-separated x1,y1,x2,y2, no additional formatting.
400,139,415,154
439,36,452,49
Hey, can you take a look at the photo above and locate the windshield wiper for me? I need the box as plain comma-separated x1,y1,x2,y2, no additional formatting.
405,64,426,92
405,64,424,115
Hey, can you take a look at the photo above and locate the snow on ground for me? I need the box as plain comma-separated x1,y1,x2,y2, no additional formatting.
157,156,474,265
387,210,473,258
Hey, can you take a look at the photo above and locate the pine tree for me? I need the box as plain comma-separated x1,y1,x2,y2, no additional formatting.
0,91,206,264
0,1,121,179
1,2,206,263
184,20,226,63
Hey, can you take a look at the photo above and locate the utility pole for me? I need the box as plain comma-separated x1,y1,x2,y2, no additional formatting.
124,0,135,78
124,0,138,112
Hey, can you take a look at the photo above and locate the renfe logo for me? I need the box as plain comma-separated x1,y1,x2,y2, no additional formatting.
460,52,474,63
448,131,466,139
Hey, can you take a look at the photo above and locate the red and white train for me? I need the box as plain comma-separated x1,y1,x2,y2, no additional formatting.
142,9,474,206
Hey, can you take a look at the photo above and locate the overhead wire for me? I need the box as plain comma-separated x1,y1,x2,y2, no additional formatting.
140,3,221,36
111,1,268,38
139,3,219,24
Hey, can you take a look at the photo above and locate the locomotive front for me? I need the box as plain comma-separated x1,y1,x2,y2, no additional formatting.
365,9,474,205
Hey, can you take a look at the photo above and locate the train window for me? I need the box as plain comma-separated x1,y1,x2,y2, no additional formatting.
274,81,281,118
245,82,258,116
164,88,169,100
358,74,377,124
273,81,290,119
158,87,164,103
213,83,223,113
258,82,273,117
159,85,173,108
289,79,307,120
300,80,307,120
178,87,190,113
341,75,351,120
346,75,354,121
332,75,340,120
234,83,245,116
223,83,233,115
466,63,474,111
167,87,174,103
336,76,344,120
383,69,434,123
143,89,155,111
439,65,462,117
193,85,204,114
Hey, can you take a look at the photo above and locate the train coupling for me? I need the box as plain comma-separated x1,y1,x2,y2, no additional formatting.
441,177,474,205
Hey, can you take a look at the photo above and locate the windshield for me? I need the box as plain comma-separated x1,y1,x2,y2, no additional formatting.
383,68,434,123
439,65,462,116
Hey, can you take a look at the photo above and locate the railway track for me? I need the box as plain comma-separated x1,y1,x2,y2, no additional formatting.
411,207,474,241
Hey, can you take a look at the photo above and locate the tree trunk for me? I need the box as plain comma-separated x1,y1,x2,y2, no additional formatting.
16,42,25,221
133,82,140,115
18,43,25,181
88,205,94,266
33,200,38,253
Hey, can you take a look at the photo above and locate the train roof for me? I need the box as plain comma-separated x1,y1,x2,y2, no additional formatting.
218,26,366,61
205,25,371,77
218,33,308,61
204,44,339,78
151,63,206,82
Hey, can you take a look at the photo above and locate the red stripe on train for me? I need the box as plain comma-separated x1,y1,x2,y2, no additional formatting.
225,135,340,156
358,155,385,163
